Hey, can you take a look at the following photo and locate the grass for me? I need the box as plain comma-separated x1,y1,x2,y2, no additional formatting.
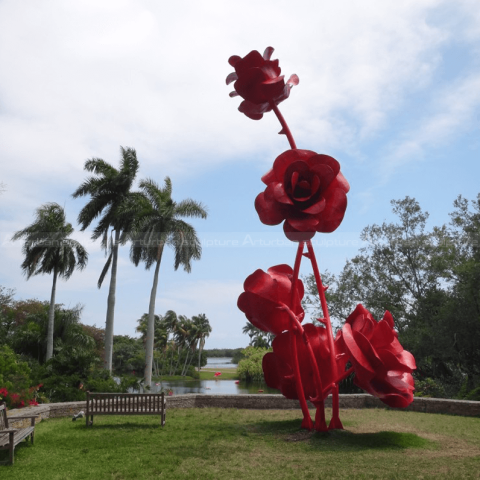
2,408,479,479
155,368,238,382
198,369,238,381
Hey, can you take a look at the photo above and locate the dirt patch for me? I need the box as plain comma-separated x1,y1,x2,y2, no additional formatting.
282,430,316,442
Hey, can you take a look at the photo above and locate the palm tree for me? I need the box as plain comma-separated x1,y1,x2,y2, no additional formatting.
242,321,274,348
164,310,179,375
128,177,207,386
72,147,139,372
135,313,168,376
12,203,88,361
192,313,211,371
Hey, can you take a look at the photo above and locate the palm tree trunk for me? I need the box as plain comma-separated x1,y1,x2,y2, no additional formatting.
104,229,120,373
198,337,205,372
185,347,197,374
169,345,175,375
181,348,190,376
144,246,163,387
46,268,58,361
174,346,182,375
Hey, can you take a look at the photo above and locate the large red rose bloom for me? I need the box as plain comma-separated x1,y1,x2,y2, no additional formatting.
255,149,350,241
336,304,416,408
237,264,304,335
226,47,299,120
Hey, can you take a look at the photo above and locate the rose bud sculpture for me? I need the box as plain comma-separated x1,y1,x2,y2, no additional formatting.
336,305,416,408
227,47,416,432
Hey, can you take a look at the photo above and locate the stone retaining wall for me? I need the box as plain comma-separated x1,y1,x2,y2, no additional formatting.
7,394,480,428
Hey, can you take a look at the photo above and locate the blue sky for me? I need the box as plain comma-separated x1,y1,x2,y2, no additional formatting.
1,0,479,349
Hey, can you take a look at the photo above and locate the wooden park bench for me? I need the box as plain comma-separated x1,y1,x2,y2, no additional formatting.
85,392,166,427
0,403,39,465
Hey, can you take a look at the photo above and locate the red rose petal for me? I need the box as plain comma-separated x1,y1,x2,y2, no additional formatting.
342,324,376,377
287,74,299,86
314,188,347,233
272,149,317,182
228,55,242,67
234,50,264,74
272,182,294,205
283,221,316,242
226,72,238,85
308,154,340,175
370,318,396,349
263,46,275,61
287,215,319,230
255,190,285,225
303,198,326,214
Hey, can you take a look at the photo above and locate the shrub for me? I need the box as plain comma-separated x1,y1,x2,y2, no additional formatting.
0,345,41,408
414,377,446,398
237,346,271,383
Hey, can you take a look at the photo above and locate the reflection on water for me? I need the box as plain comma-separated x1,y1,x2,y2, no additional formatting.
204,358,238,370
149,379,280,395
129,356,280,395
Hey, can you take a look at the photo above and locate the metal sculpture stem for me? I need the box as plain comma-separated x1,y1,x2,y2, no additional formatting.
305,240,343,429
289,241,313,429
283,306,328,432
271,102,297,149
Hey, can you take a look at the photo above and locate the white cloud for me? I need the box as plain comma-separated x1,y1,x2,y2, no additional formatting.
381,72,480,180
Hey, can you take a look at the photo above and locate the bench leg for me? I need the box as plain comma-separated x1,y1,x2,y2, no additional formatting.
9,432,14,465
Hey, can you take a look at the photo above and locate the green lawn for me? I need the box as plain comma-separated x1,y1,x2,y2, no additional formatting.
2,408,479,479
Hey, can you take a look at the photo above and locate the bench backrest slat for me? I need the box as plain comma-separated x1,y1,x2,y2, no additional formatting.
0,403,9,430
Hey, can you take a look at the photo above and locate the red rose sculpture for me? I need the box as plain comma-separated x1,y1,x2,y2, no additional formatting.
263,324,341,401
226,47,299,120
336,304,416,408
255,149,350,241
237,264,304,335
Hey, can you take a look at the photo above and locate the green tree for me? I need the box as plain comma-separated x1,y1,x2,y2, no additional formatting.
12,203,88,361
304,195,480,397
127,177,207,386
242,321,274,348
72,147,139,372
112,335,144,376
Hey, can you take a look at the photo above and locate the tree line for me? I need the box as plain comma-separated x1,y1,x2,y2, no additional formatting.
0,289,211,405
303,195,480,400
8,146,209,389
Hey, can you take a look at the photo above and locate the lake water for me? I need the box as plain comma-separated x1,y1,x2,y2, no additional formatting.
147,357,280,395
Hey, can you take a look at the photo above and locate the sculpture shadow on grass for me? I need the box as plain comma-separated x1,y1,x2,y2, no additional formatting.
253,419,435,452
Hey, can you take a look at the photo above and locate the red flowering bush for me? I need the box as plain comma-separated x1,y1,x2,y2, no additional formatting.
0,387,8,403
336,304,416,408
0,384,43,409
255,149,350,241
226,47,299,120
237,264,304,335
